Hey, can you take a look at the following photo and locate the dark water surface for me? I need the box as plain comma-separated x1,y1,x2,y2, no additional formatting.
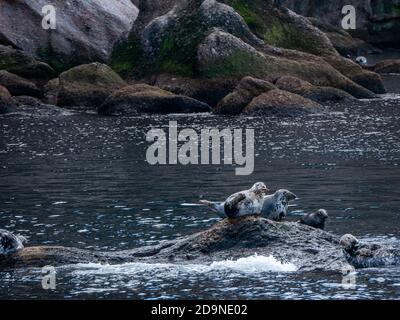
1,87,400,299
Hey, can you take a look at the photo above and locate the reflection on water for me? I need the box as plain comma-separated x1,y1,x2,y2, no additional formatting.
0,90,400,299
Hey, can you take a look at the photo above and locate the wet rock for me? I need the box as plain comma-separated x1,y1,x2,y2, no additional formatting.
0,45,55,82
0,70,42,98
307,17,382,57
0,0,139,72
14,96,74,117
98,84,211,115
58,63,126,109
215,76,276,115
43,78,60,105
0,84,16,114
372,60,400,74
153,73,237,107
275,76,354,103
243,89,321,116
0,217,348,271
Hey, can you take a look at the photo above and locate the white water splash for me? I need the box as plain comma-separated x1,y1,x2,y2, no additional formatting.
69,254,297,276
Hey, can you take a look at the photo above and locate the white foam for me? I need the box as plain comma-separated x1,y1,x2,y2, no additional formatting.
69,254,297,276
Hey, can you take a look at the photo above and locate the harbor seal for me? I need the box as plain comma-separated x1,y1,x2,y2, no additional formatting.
200,182,269,218
299,209,328,229
0,229,27,256
356,56,368,66
340,234,400,268
260,189,297,221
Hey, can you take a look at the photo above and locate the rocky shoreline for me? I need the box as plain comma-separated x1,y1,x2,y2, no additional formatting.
1,0,399,117
1,216,399,271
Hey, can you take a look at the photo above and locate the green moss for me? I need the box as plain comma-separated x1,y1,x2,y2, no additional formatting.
36,40,75,73
201,50,264,78
110,34,141,78
228,0,267,36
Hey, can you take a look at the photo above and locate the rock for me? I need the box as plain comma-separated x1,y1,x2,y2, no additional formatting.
153,73,237,107
58,63,126,108
340,234,400,269
0,70,42,98
275,76,354,103
13,96,73,117
215,76,276,115
0,0,139,72
98,84,211,115
0,84,16,114
0,217,349,271
307,17,382,57
141,0,262,70
243,89,321,116
0,45,55,82
372,60,400,74
279,0,400,49
197,29,374,99
43,78,60,105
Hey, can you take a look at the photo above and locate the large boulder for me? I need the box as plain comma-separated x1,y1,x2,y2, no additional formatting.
0,45,55,82
197,29,375,99
0,84,16,114
153,73,237,107
275,75,354,103
0,0,139,72
243,89,322,117
215,76,276,115
98,84,211,115
0,70,42,98
57,63,126,108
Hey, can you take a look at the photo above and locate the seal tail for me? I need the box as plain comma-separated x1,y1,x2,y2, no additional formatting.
199,200,225,217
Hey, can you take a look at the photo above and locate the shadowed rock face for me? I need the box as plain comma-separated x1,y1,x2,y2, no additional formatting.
0,217,351,272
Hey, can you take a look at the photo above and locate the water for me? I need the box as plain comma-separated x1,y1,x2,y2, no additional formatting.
1,80,400,299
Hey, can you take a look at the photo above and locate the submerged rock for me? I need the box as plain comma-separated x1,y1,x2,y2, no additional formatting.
0,70,42,98
98,84,211,115
57,63,126,109
215,76,276,115
243,89,321,117
0,84,16,114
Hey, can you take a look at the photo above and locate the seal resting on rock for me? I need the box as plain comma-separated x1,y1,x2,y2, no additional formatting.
299,209,329,230
199,182,269,218
260,189,297,221
0,229,27,256
340,234,400,268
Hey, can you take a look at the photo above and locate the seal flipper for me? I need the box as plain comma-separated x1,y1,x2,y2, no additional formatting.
224,193,246,218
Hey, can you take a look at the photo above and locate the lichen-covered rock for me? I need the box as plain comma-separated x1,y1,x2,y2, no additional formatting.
58,63,126,108
0,70,42,98
372,60,400,74
0,0,139,72
243,89,321,117
275,76,354,103
0,84,16,114
98,84,211,115
0,45,55,81
215,76,276,115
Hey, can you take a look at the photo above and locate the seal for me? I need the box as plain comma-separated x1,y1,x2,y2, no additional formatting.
260,189,297,221
0,229,27,256
356,56,368,66
299,209,328,229
199,182,269,218
340,234,400,268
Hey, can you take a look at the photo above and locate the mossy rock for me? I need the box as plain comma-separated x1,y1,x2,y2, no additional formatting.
58,63,126,108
